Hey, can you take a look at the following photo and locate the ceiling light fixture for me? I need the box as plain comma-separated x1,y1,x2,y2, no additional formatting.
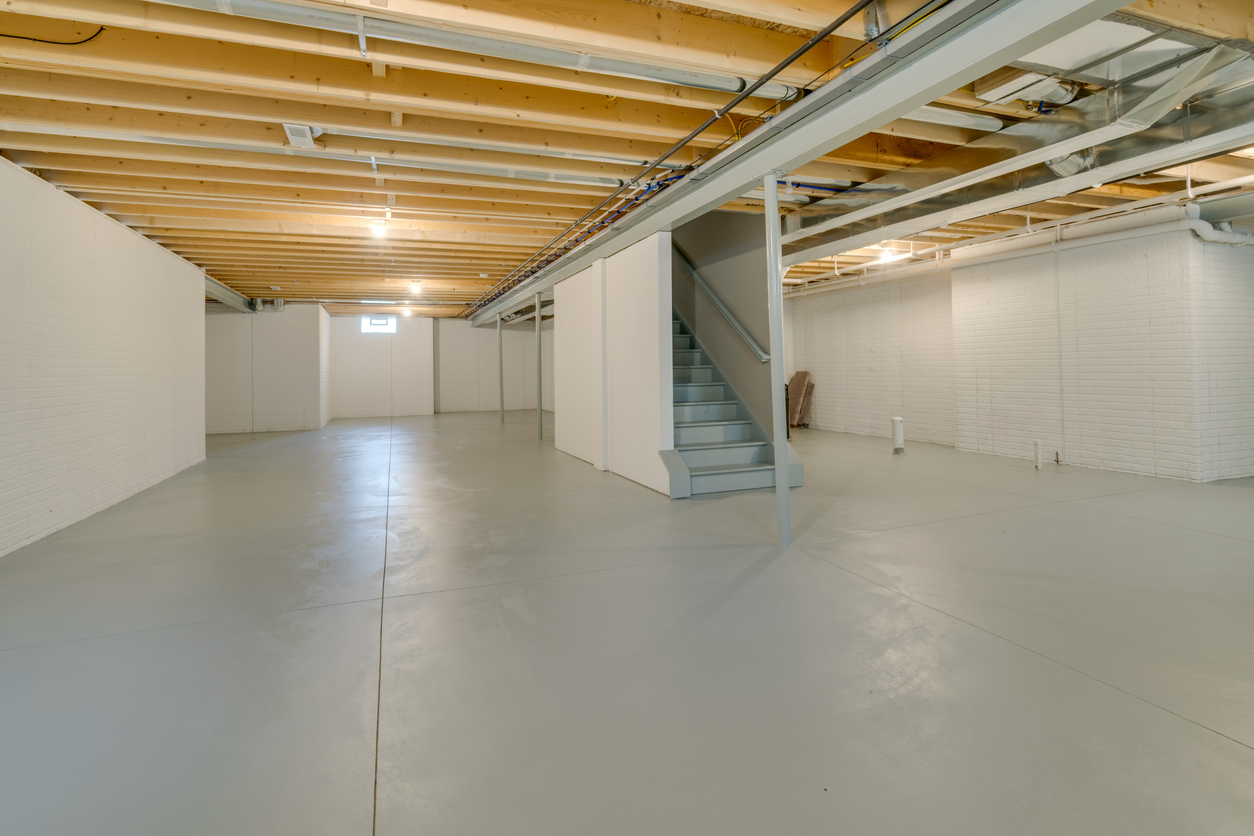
410,281,422,294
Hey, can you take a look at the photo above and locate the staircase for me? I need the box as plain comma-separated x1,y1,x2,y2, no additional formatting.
669,310,797,496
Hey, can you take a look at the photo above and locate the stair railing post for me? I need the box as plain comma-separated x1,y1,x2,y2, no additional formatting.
535,292,543,440
498,313,505,424
763,171,792,546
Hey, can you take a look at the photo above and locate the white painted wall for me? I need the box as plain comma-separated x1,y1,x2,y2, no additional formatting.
604,232,673,495
1195,243,1254,481
953,232,1203,478
554,262,607,470
434,318,553,414
786,275,955,444
782,229,1254,482
330,315,435,418
205,304,327,433
318,306,331,427
0,157,204,559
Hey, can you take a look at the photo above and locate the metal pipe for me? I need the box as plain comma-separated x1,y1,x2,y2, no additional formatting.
763,172,791,547
465,0,877,317
498,313,505,424
145,0,800,100
535,292,543,441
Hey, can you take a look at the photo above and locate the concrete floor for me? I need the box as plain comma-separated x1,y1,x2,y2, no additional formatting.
2,412,1252,834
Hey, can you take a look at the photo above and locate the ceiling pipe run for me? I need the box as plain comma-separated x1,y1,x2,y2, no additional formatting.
783,45,1253,258
145,0,801,101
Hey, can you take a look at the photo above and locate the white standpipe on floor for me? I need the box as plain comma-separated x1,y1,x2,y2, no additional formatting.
892,417,905,455
1034,440,1044,470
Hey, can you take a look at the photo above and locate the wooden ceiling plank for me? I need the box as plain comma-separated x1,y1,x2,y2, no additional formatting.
0,0,790,112
0,134,617,196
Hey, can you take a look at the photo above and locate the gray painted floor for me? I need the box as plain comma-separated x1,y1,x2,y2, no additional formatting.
2,412,1252,834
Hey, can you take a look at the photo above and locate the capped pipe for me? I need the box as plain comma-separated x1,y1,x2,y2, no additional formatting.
1034,439,1044,470
892,417,904,455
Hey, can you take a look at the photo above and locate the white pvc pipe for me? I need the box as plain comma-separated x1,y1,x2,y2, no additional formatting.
892,417,904,455
763,172,792,547
1034,439,1043,470
788,211,1254,299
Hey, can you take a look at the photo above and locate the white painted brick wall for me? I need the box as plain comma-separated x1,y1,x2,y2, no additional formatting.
953,231,1211,479
786,275,955,443
204,307,253,433
1194,242,1254,480
0,158,205,558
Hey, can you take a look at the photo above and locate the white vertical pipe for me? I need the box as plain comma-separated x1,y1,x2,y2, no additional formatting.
497,313,504,424
892,417,905,454
535,292,543,440
1034,439,1043,469
763,172,791,546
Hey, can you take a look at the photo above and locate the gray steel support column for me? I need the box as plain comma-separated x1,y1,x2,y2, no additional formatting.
535,292,543,440
763,172,791,546
497,313,505,424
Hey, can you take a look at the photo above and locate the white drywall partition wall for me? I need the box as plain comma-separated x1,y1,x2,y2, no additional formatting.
554,262,607,470
605,232,673,494
206,304,328,433
252,305,326,432
0,157,205,559
330,315,435,418
205,309,253,434
435,318,552,413
319,306,331,428
786,275,955,443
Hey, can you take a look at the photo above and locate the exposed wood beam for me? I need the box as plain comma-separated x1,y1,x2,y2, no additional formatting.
0,139,614,196
0,20,745,144
272,0,845,82
28,164,599,209
0,68,691,167
1,0,786,112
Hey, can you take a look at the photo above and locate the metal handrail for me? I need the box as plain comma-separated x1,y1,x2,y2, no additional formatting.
672,245,769,363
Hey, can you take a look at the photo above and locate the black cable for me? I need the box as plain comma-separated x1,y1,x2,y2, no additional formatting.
0,25,105,45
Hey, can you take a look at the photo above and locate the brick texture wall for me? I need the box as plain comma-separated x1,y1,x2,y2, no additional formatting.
786,275,955,443
0,158,205,558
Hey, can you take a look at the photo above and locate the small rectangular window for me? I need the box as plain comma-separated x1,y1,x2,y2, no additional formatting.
361,315,397,333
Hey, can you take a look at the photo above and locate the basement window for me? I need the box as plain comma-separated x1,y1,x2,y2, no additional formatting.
361,316,397,333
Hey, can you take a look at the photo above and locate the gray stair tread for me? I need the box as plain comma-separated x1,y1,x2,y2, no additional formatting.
689,463,775,475
673,349,701,353
675,441,767,451
674,419,750,427
674,382,722,388
674,400,736,406
673,365,713,370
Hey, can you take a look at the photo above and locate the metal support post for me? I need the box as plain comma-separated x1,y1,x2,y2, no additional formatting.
535,292,543,440
763,172,791,546
497,313,505,423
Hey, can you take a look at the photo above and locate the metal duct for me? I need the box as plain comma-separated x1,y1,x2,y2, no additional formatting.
782,56,1254,267
205,273,256,312
144,0,800,101
783,44,1254,262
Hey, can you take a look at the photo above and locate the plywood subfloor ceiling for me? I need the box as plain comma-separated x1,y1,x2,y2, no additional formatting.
1,0,1250,316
